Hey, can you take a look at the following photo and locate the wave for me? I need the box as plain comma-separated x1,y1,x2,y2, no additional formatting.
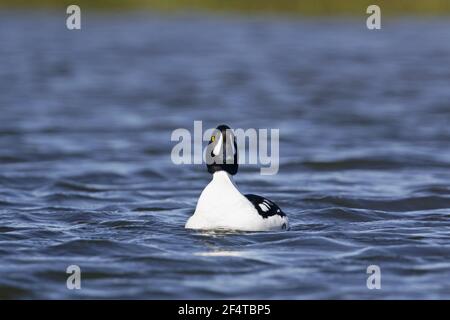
301,195,450,211
283,157,450,171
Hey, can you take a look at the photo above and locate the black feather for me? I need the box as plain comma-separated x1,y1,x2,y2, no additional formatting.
244,194,286,219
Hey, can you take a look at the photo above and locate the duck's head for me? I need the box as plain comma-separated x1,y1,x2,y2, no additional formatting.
206,124,238,175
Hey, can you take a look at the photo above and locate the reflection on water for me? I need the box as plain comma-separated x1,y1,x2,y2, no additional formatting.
195,251,244,257
0,12,450,299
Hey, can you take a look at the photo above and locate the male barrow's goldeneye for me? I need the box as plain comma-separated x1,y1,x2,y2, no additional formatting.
185,125,288,231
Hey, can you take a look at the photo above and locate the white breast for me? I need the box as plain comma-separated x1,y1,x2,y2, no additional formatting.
185,171,288,231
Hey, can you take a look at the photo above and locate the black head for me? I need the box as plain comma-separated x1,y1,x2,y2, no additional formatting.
206,124,238,175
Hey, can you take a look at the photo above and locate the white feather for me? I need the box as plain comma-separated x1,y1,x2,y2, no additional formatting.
185,171,288,231
213,132,223,156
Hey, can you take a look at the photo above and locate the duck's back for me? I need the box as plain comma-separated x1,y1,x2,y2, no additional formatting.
185,171,288,231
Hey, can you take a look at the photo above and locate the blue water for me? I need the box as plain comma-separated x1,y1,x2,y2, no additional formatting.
0,11,450,299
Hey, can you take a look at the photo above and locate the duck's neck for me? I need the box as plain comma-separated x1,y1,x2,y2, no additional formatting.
212,171,236,186
205,171,240,195
213,170,232,180
194,170,247,215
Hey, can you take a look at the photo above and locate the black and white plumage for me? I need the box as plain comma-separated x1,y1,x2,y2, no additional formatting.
244,194,287,220
185,125,289,232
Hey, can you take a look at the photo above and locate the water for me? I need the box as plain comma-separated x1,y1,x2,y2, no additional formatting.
1,11,450,299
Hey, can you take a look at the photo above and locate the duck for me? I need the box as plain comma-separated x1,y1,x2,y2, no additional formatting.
185,124,288,231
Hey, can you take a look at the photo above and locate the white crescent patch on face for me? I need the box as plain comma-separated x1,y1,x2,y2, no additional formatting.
213,132,223,156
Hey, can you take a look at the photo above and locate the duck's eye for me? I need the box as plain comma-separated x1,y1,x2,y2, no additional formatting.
211,136,215,142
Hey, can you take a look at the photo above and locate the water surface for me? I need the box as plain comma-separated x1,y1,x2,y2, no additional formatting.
0,12,450,299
